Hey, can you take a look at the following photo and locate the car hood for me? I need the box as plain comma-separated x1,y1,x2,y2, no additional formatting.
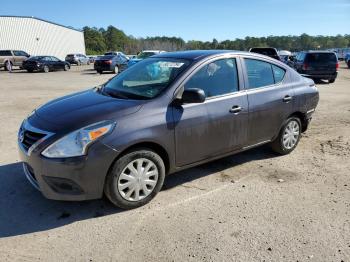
30,89,144,132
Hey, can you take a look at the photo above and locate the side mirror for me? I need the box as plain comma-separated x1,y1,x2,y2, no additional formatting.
181,88,205,104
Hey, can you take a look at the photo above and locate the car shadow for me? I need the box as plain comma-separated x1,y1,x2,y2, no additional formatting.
163,146,277,190
0,146,276,238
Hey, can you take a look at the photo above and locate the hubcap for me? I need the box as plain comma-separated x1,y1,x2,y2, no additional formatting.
117,158,158,202
282,120,300,149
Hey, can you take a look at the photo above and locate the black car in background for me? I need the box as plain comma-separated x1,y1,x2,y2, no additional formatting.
22,56,70,73
292,51,338,83
249,47,281,60
94,54,128,74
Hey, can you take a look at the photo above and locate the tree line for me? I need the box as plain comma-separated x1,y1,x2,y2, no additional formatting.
83,25,350,55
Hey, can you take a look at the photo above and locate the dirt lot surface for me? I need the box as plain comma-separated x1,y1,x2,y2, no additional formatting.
0,64,349,262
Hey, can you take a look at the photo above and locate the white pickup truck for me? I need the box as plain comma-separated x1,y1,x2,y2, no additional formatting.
0,50,30,70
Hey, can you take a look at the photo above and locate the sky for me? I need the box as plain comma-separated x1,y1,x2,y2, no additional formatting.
0,0,349,41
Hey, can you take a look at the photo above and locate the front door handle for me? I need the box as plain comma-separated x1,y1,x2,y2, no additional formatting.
283,95,292,103
229,105,242,114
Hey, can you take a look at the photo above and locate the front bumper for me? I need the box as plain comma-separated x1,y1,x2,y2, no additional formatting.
18,132,119,201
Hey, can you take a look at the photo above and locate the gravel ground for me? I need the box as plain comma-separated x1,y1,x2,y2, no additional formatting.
0,64,349,262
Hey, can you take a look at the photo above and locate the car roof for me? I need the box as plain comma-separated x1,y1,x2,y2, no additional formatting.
302,50,336,54
142,50,165,53
153,50,253,61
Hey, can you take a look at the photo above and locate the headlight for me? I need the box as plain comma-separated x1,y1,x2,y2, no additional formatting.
41,121,115,158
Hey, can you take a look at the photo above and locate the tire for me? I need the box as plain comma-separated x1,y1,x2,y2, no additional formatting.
77,60,81,66
97,70,102,74
5,61,12,71
64,64,70,71
27,69,33,73
104,149,165,209
114,65,119,74
43,65,49,73
87,61,90,65
347,61,350,68
270,117,302,155
329,78,335,84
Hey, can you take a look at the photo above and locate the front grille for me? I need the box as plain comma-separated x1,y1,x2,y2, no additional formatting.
20,129,46,152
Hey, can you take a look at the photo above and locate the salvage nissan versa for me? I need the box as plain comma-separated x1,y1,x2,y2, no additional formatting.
18,50,319,209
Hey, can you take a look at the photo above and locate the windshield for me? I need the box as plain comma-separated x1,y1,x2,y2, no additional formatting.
306,53,337,63
103,58,190,100
28,56,45,61
137,52,157,59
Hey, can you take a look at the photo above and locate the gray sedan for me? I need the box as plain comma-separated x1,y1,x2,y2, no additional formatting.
18,50,319,209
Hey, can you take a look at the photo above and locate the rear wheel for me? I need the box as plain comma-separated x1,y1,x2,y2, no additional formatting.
114,65,119,74
27,69,33,73
43,65,49,73
271,117,301,155
5,61,12,71
329,78,335,83
97,70,102,74
104,149,165,209
77,60,81,66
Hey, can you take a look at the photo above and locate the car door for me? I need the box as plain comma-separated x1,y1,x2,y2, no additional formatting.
13,50,24,66
242,57,294,146
173,57,248,167
51,56,63,70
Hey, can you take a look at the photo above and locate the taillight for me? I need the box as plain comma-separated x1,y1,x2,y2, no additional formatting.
104,60,112,64
336,62,339,70
302,63,308,70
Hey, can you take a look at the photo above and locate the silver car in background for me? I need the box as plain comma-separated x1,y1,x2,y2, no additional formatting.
65,53,90,65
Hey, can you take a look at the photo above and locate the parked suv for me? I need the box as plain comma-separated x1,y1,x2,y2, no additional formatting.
18,50,319,209
94,53,128,74
65,54,90,65
249,47,280,60
0,50,30,70
292,51,338,83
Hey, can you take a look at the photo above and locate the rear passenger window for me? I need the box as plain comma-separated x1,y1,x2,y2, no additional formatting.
185,58,239,98
245,59,274,89
272,65,286,84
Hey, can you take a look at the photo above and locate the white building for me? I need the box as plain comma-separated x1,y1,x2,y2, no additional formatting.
0,16,85,60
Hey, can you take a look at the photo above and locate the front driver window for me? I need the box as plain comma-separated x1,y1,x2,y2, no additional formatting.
184,58,239,98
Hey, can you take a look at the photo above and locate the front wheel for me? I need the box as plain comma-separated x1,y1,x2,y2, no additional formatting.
43,65,49,73
329,78,335,83
270,117,301,155
64,64,70,71
104,149,165,209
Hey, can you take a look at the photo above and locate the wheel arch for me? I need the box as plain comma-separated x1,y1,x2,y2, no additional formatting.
110,141,170,175
288,111,308,132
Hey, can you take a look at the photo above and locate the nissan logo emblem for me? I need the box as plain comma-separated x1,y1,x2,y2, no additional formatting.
19,130,24,143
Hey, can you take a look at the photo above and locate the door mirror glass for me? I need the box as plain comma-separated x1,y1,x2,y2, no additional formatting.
181,88,205,103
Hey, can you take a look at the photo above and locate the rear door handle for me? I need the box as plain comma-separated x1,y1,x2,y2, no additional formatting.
229,105,242,114
283,95,292,103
